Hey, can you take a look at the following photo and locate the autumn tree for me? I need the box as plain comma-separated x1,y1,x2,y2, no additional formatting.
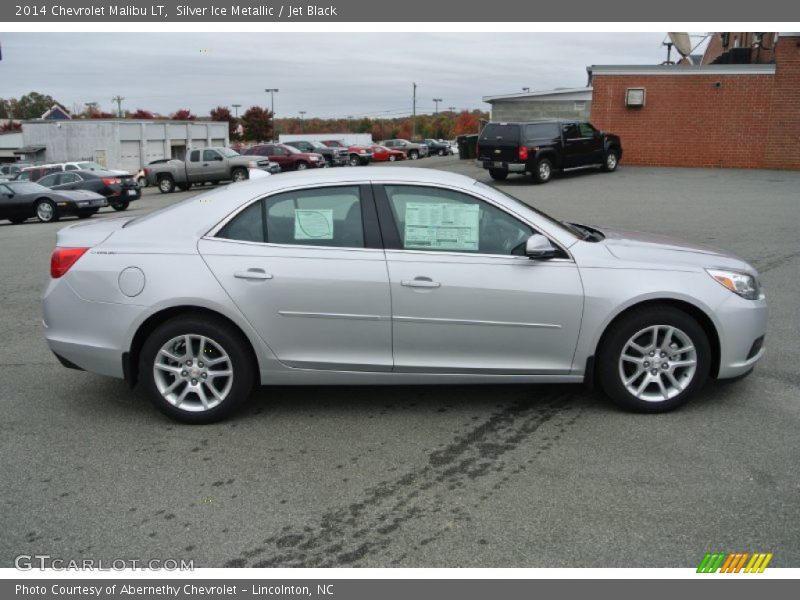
453,110,481,136
240,106,274,142
0,121,22,132
209,106,240,140
129,109,155,119
171,109,196,121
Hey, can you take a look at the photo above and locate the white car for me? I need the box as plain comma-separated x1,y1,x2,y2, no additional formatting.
42,168,766,423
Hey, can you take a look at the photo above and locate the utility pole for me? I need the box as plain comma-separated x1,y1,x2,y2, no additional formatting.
412,82,417,139
232,104,241,118
265,88,279,141
522,87,530,93
433,98,442,115
112,95,124,117
299,110,306,132
346,115,353,132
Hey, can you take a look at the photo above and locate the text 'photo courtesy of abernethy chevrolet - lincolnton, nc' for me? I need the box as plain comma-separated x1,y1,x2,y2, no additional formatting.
42,167,766,423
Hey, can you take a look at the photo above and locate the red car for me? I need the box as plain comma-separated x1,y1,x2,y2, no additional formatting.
243,144,325,171
369,145,406,162
321,140,373,166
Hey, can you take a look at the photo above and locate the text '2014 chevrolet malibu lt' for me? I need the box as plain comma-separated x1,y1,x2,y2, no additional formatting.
42,168,766,423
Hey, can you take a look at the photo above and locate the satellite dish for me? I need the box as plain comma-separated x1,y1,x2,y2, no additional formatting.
668,32,694,63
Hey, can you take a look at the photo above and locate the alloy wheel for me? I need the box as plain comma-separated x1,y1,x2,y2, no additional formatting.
36,201,54,222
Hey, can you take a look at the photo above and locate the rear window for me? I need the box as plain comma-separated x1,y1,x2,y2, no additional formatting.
524,123,560,139
479,124,520,143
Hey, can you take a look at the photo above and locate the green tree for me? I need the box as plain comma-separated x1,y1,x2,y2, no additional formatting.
9,92,61,119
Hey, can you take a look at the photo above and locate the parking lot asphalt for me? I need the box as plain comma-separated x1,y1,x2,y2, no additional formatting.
1,157,798,568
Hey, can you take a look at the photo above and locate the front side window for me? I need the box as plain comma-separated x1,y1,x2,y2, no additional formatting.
384,185,533,255
203,149,221,161
217,186,364,248
563,124,581,139
579,123,597,137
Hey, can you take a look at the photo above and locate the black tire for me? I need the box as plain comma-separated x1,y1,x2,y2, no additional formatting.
177,183,191,191
158,175,175,194
408,150,419,160
35,199,59,223
8,217,26,224
295,161,308,171
489,169,508,181
349,155,360,167
438,149,446,156
597,305,711,413
111,200,130,211
231,168,248,182
137,176,147,188
388,155,397,162
532,158,553,184
139,314,255,424
602,149,619,172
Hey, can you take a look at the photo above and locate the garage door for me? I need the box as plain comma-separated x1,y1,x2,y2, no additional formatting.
119,141,141,172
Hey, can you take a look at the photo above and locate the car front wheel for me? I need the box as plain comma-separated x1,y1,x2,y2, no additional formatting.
603,149,619,172
139,315,255,423
408,150,419,160
35,199,59,223
597,306,711,413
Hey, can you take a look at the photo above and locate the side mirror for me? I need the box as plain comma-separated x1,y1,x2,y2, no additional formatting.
214,155,223,161
525,234,559,260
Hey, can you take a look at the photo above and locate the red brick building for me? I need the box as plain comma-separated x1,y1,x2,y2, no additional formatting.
588,33,799,170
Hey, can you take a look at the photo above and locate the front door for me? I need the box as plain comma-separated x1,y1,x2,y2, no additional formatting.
199,184,393,371
376,184,583,374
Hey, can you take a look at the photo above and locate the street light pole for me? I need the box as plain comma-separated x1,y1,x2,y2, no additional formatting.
265,88,279,141
232,104,241,118
299,110,306,132
433,98,442,115
412,82,417,139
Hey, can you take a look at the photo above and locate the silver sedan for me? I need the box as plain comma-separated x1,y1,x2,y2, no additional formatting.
42,168,767,423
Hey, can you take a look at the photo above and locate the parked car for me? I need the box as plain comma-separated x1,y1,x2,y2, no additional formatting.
37,170,140,211
1,162,32,177
379,139,428,160
63,161,130,176
1,180,106,223
146,147,277,193
368,144,406,162
419,139,453,156
243,144,325,172
15,164,63,182
320,140,373,166
477,120,622,183
285,140,347,167
42,167,766,423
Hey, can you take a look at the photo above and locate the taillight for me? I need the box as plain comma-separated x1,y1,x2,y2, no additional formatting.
519,146,529,161
102,177,121,185
143,168,149,176
51,247,89,278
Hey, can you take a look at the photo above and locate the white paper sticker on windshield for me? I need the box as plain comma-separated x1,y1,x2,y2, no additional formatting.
404,202,479,251
294,209,334,240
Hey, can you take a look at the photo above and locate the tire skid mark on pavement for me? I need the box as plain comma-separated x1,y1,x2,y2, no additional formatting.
754,250,800,274
223,389,584,567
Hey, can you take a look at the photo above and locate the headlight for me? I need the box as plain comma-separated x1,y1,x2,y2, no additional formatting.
310,156,320,161
706,268,760,300
247,160,259,168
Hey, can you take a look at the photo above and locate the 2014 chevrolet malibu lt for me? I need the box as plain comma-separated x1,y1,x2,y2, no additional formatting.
42,168,766,423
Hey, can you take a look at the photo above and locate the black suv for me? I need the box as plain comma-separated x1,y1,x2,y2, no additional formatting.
285,140,348,166
477,120,622,183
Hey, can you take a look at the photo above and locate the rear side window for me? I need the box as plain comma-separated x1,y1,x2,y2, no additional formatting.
189,150,201,162
524,123,560,139
217,186,365,248
480,124,521,143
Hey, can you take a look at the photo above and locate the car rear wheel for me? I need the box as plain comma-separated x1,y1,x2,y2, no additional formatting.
158,175,176,194
139,315,255,424
603,149,619,172
438,149,446,156
489,169,508,181
296,162,308,171
35,199,59,223
349,155,360,167
231,168,248,182
408,150,419,160
532,158,552,184
388,155,397,162
137,176,147,188
598,306,711,413
111,200,130,211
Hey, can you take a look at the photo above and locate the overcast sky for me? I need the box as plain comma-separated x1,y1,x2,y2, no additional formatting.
1,32,682,118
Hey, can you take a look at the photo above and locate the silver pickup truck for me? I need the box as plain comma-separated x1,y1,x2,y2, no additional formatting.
146,147,279,193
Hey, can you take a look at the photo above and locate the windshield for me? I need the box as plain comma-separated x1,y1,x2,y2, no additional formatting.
7,182,48,194
309,141,327,149
473,181,580,238
75,161,105,170
284,145,302,155
219,148,240,158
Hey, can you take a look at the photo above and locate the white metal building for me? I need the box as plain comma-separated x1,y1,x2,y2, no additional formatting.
482,87,593,121
20,120,230,172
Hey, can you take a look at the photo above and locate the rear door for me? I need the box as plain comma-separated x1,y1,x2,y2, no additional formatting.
199,184,393,371
478,123,521,164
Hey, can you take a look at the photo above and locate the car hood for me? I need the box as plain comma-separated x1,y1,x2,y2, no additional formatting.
600,227,755,273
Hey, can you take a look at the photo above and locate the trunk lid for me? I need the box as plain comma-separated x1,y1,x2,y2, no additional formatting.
55,216,134,248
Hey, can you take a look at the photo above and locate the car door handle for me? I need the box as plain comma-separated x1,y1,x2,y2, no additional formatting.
234,269,273,281
401,277,441,289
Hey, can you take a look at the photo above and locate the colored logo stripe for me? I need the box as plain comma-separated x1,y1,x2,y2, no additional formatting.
697,552,773,573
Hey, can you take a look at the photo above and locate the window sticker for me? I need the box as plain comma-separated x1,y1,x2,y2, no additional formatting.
294,209,334,240
404,202,480,251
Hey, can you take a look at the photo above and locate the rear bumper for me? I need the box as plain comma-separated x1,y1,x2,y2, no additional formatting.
477,160,526,173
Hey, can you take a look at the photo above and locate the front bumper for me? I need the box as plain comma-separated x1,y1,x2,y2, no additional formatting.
476,160,526,173
715,293,768,379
